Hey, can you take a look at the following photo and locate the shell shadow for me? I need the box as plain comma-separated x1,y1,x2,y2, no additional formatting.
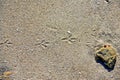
96,59,115,72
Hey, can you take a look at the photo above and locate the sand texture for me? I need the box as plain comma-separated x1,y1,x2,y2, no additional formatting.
0,0,120,80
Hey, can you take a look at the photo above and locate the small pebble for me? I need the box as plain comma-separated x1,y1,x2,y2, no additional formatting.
110,75,113,78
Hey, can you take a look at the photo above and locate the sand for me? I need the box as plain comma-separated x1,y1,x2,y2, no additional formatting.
0,0,120,80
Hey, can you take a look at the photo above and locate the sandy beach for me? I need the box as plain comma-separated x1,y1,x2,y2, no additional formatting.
0,0,120,80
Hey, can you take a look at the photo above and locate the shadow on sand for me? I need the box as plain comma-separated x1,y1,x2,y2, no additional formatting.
96,59,115,72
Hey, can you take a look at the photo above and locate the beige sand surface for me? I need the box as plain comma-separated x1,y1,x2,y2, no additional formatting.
0,0,120,80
